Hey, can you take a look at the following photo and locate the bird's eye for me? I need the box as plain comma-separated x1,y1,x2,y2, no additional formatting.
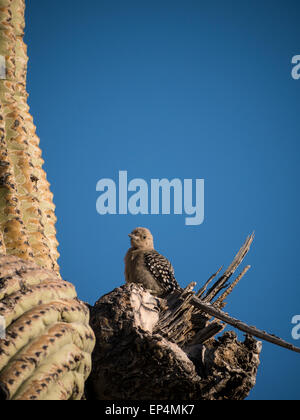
143,236,147,239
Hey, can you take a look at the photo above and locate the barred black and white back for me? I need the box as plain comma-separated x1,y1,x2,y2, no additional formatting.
144,250,181,294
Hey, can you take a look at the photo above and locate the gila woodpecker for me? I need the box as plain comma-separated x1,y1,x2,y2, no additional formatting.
124,227,181,296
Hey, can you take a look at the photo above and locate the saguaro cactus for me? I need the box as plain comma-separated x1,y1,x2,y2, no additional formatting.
0,0,58,271
0,0,95,400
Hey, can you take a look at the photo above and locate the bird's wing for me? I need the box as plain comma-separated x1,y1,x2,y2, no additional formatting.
144,250,180,293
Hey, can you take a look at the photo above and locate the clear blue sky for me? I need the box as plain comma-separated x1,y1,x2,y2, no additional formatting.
25,0,300,400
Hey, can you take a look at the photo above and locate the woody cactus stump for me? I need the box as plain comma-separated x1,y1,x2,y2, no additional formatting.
87,235,300,400
0,0,95,400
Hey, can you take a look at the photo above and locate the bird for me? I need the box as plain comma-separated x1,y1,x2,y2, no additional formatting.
124,227,181,296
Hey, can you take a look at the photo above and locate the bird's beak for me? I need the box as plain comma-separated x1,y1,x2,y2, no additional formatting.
128,234,138,240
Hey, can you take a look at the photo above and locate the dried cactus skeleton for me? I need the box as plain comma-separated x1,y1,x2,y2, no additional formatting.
87,234,300,400
0,0,95,400
88,283,262,400
158,234,300,355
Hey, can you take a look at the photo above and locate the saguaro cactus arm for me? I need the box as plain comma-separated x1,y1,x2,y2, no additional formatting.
0,1,95,400
0,255,95,400
0,0,59,272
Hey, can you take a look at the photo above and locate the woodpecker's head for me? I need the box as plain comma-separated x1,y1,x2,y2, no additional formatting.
129,227,154,250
